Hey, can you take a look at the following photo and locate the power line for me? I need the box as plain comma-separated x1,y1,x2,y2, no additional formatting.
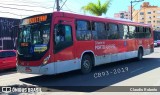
64,4,72,12
0,11,29,16
133,2,139,7
53,0,56,11
1,0,54,9
132,7,143,20
2,0,54,5
0,3,53,9
61,4,78,14
0,5,44,13
60,0,67,9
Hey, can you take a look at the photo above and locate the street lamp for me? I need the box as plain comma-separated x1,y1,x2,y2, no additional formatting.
130,0,144,20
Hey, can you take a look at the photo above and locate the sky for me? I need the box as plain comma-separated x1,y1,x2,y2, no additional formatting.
0,0,160,19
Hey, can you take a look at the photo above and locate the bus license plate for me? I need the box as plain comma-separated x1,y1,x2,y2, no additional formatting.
25,67,32,72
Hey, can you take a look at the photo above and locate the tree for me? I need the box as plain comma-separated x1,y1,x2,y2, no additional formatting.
81,0,112,16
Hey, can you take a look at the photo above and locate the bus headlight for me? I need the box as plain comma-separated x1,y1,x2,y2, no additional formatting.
43,55,50,65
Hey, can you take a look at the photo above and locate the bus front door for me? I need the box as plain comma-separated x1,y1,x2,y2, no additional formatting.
53,19,75,74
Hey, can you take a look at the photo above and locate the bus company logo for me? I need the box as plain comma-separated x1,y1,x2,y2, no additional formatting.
95,44,116,50
1,87,12,93
95,41,116,50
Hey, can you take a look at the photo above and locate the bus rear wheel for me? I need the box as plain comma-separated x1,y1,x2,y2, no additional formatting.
137,49,143,61
81,55,92,74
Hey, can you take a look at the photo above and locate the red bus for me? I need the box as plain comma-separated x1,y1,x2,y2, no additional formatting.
17,12,154,75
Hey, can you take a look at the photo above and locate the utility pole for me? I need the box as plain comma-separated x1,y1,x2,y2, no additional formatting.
130,0,144,21
56,0,60,11
131,1,133,21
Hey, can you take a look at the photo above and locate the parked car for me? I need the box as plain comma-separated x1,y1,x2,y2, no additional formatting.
157,40,160,46
0,50,16,70
154,41,158,47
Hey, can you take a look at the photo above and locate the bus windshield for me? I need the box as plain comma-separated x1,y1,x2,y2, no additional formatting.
17,22,50,61
19,23,50,45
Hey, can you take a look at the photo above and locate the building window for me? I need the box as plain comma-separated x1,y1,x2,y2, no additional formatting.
147,12,151,14
153,20,155,23
157,11,160,14
140,22,144,23
140,17,144,20
147,21,151,23
157,20,160,23
153,11,156,13
153,16,155,18
157,16,160,19
140,12,144,15
148,16,151,19
120,13,124,18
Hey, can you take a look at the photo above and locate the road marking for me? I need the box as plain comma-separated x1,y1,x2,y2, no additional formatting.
130,67,144,73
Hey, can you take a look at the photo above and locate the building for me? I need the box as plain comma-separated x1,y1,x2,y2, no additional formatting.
133,2,160,30
0,17,20,50
114,6,133,20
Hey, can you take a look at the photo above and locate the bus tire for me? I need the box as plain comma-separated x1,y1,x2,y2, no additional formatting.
137,48,143,61
81,54,92,74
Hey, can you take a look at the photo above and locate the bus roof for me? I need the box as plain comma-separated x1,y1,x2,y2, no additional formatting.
22,11,151,27
53,11,151,27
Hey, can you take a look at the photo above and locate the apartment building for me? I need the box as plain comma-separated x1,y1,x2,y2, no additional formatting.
114,6,133,20
133,2,160,30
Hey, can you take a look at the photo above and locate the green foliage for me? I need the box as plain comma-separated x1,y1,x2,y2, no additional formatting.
81,0,112,16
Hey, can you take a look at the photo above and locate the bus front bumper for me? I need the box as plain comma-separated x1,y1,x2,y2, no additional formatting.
16,63,55,75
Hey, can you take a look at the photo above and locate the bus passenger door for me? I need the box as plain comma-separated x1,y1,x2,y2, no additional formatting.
53,18,76,74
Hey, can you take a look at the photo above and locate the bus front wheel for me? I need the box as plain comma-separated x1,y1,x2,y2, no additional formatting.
81,55,92,74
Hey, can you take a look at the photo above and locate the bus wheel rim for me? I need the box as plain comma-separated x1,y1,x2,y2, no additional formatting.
83,60,90,70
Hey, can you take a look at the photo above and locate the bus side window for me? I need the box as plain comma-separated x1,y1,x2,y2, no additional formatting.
134,27,139,38
54,24,65,44
64,26,72,42
108,23,119,39
91,22,98,40
139,27,145,38
129,25,136,39
118,24,124,39
55,24,72,44
76,20,91,41
145,27,151,38
123,25,129,39
93,22,107,40
54,24,73,53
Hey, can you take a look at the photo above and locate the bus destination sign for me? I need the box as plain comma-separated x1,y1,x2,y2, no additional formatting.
22,15,47,25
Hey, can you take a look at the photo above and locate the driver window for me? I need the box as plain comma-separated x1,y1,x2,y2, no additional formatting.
54,24,72,45
54,24,73,53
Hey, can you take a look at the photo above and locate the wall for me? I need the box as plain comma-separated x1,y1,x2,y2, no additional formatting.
0,17,20,50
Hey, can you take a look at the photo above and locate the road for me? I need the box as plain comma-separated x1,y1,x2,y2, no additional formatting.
0,47,160,95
